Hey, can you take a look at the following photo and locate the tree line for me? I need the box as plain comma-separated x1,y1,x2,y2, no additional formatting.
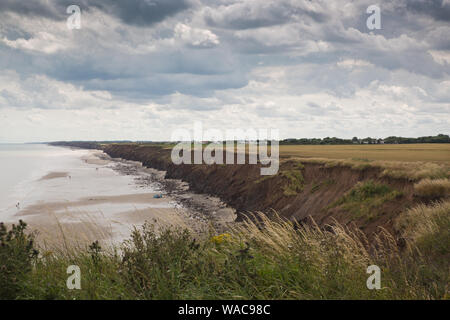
280,134,450,145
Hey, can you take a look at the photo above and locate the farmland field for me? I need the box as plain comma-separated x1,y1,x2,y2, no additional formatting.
279,144,450,163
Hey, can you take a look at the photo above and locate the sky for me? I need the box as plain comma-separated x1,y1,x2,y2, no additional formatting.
0,0,449,142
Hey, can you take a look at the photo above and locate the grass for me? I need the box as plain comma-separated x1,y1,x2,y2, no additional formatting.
395,201,450,259
279,144,450,163
1,209,448,300
310,179,336,194
414,178,450,199
329,180,403,222
284,156,449,181
394,200,450,296
280,170,305,196
279,144,449,181
280,162,305,196
254,162,305,196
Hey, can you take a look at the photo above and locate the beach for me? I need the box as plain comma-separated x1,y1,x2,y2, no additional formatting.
0,144,235,248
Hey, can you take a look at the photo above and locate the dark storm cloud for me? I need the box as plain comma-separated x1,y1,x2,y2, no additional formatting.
0,0,61,19
77,71,249,100
407,0,450,21
84,0,192,27
0,40,248,100
0,0,191,26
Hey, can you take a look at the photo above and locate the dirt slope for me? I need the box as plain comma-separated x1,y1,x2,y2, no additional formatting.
102,144,423,235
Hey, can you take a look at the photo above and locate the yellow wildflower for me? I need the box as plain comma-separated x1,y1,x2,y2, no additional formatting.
211,233,231,245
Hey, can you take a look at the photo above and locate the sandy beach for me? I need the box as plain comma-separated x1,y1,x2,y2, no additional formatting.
7,147,236,249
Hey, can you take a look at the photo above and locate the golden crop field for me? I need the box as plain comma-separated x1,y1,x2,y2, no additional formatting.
279,144,450,163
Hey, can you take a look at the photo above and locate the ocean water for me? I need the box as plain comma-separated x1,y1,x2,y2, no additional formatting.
0,144,77,219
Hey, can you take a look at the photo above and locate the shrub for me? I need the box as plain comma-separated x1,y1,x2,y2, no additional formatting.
0,220,38,299
395,201,450,258
414,178,450,199
281,169,305,196
394,201,450,297
120,224,203,299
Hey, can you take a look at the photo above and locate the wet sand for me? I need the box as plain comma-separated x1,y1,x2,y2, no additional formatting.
17,193,176,216
39,172,69,180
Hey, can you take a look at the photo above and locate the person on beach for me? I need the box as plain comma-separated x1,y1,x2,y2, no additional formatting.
16,202,20,209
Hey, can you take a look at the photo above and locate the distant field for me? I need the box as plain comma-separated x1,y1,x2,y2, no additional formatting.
134,142,450,163
279,144,450,163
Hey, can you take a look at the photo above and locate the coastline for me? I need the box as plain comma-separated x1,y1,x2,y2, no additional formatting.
8,146,236,248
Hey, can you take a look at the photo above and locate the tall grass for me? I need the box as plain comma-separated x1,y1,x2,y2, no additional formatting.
394,201,450,298
1,209,448,300
395,201,450,259
414,178,450,199
287,157,450,181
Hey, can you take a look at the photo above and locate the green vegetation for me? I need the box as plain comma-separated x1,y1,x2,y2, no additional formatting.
254,175,274,184
1,209,448,300
383,134,450,144
280,134,450,145
281,169,304,196
310,179,336,194
310,183,321,194
280,162,305,196
283,156,449,180
0,221,38,299
255,162,305,196
394,200,450,294
414,178,450,199
330,180,403,222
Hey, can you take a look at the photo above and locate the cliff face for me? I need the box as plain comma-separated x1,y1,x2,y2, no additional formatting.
102,144,419,235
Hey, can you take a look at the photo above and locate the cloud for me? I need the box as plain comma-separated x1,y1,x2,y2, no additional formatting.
337,59,374,69
204,0,328,30
0,0,448,142
174,23,220,48
0,70,114,110
407,0,450,21
1,31,71,53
